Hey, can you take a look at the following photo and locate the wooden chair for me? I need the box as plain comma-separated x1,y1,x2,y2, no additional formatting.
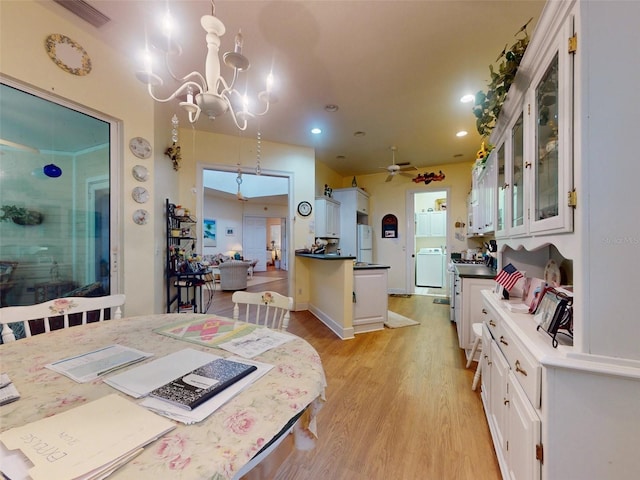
0,294,125,343
231,291,293,331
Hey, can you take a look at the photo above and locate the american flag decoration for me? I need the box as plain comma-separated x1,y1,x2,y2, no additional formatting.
495,263,524,291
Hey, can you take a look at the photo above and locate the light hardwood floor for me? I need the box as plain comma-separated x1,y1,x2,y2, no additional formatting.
207,270,501,480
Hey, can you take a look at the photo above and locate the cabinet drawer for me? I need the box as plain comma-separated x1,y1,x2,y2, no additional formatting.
497,325,541,409
482,300,501,339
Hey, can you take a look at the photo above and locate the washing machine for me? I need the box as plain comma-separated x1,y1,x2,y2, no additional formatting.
416,247,444,287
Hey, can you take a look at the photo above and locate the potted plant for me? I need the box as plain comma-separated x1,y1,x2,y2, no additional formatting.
0,205,44,225
472,19,532,138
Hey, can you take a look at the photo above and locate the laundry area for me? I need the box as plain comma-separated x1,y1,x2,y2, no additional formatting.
416,248,445,287
414,191,447,292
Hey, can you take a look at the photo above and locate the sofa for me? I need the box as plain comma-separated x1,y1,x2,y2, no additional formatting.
218,260,251,291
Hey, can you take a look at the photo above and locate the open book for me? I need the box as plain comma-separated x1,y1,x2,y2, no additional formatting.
149,358,257,410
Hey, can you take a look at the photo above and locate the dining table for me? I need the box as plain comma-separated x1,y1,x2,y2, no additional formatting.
0,313,327,479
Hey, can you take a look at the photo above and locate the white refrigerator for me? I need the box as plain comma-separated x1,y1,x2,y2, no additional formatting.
357,224,373,263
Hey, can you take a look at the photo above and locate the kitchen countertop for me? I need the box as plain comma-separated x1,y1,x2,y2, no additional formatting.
296,253,356,260
454,264,497,279
353,263,390,270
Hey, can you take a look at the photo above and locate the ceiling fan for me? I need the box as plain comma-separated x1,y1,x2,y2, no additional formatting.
382,146,417,182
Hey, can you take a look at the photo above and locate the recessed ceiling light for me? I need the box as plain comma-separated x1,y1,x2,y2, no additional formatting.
460,94,475,103
311,128,322,135
353,131,366,137
456,130,468,137
325,104,339,112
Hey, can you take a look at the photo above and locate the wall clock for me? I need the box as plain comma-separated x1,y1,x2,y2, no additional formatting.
129,137,152,159
297,201,312,217
132,186,150,204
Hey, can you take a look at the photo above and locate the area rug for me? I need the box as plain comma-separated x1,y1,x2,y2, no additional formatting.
433,298,450,305
246,276,284,288
385,310,420,328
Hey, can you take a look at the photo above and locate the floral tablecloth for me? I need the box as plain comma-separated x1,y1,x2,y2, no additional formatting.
0,314,326,479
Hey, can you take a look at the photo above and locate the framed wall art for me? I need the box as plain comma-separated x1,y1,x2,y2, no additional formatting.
203,218,217,246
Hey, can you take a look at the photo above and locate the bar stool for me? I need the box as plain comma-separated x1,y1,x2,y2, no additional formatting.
467,323,483,391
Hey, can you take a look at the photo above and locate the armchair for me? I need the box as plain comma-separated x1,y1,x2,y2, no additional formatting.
218,260,251,291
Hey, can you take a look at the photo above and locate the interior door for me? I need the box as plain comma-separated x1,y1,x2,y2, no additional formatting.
243,216,267,271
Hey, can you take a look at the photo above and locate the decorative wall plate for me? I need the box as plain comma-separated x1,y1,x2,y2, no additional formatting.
132,186,150,204
129,137,152,159
132,209,149,225
45,34,92,76
132,164,149,182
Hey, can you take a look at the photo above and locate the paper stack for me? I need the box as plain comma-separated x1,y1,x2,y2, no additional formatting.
0,394,175,480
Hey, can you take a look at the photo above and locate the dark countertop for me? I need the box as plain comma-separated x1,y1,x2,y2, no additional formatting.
353,263,390,270
296,253,356,260
454,264,497,279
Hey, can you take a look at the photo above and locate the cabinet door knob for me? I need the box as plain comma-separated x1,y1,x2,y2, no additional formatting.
482,308,487,314
525,161,532,168
489,320,496,327
503,398,510,406
499,336,509,346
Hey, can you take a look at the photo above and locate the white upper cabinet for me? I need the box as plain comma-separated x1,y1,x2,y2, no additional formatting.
491,13,574,239
315,197,341,238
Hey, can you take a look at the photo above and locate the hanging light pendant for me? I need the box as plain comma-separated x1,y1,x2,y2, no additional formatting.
135,0,276,130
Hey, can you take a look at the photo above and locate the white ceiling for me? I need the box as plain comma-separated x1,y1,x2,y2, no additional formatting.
28,0,546,177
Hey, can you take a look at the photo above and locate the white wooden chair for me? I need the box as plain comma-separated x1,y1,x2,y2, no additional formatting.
0,294,125,343
231,291,293,331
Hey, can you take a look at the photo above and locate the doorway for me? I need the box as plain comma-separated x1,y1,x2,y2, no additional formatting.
198,166,291,291
405,189,450,296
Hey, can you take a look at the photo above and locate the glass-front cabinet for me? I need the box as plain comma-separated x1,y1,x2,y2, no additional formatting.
491,18,574,239
510,112,526,236
495,143,507,237
528,28,573,235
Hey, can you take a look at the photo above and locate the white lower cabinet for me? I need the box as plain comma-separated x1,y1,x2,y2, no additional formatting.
482,295,541,480
506,371,541,480
353,268,388,334
454,272,495,362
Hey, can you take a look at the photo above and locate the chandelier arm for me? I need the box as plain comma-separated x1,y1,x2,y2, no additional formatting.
227,104,249,131
146,81,204,103
162,52,208,88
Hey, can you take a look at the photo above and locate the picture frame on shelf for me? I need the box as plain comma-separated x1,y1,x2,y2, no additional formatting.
534,287,573,347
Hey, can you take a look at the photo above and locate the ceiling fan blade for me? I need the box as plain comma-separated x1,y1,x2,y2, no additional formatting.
399,165,418,172
399,172,415,178
385,174,394,182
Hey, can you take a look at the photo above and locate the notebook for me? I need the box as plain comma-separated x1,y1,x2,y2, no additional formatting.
149,358,257,410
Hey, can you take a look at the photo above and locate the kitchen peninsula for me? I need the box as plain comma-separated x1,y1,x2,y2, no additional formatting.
295,253,390,339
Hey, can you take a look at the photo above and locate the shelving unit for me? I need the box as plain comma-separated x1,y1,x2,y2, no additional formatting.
165,199,204,313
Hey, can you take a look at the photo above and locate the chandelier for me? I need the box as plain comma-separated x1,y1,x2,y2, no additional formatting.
135,0,275,130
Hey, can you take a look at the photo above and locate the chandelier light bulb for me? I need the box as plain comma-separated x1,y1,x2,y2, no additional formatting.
266,72,274,93
161,11,174,37
234,30,244,53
